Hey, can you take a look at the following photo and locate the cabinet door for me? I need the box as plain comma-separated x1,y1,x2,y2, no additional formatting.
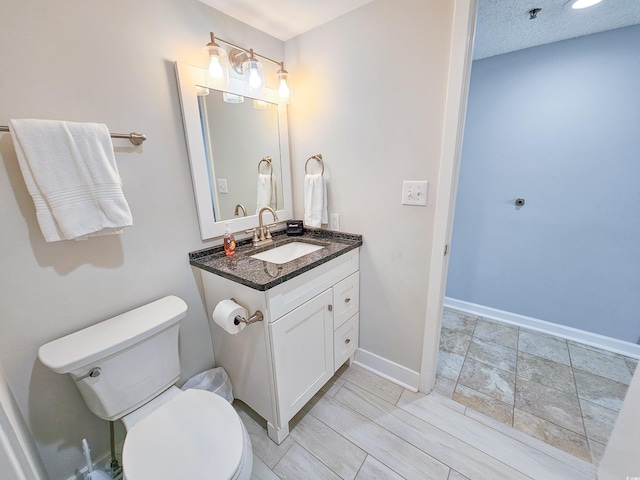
333,272,359,330
270,289,333,424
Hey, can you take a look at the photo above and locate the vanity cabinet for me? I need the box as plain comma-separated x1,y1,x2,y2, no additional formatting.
200,248,360,444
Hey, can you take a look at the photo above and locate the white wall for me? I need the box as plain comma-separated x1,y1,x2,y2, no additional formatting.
286,0,456,375
0,363,47,480
0,1,284,478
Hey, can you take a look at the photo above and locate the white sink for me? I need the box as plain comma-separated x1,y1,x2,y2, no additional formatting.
250,242,324,265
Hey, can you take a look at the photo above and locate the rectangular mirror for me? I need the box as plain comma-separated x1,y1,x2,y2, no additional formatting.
175,62,293,239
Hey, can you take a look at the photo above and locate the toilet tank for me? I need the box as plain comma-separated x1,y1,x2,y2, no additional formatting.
38,296,188,421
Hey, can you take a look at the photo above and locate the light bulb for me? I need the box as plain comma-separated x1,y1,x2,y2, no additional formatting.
249,65,263,88
278,78,290,100
571,0,602,8
208,55,224,79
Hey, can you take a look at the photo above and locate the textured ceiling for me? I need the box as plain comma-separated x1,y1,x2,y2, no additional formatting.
474,0,640,59
199,0,640,58
197,0,374,41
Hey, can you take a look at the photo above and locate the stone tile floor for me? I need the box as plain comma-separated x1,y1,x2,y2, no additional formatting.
436,308,639,465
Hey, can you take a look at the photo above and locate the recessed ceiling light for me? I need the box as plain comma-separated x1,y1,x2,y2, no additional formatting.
571,0,603,9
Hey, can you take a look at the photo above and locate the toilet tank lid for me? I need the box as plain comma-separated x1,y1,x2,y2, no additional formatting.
38,296,188,374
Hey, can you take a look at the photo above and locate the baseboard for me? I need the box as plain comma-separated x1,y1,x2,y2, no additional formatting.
354,348,420,392
445,297,640,359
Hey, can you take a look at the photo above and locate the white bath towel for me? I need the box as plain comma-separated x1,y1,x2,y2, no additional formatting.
9,119,133,242
304,173,328,228
256,173,273,214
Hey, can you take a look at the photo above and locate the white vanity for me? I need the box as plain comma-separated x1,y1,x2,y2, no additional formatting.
178,60,361,443
190,231,361,443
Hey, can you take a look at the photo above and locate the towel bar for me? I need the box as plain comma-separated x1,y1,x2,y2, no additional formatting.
0,125,147,146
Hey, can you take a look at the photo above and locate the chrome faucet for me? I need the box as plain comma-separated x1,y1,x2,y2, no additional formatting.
247,207,279,246
234,204,247,217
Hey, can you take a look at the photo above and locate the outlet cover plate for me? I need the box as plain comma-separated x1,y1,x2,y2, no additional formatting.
330,213,340,231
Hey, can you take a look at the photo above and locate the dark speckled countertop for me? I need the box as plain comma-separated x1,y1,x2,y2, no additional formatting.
189,229,363,291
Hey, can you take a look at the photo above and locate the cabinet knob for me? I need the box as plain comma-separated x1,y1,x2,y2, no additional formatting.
345,338,351,344
345,297,351,303
328,305,333,312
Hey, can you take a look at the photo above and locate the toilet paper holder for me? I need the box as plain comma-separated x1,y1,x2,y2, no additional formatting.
230,298,264,326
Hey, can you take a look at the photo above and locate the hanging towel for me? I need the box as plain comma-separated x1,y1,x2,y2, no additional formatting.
256,173,273,214
304,173,328,228
9,119,133,242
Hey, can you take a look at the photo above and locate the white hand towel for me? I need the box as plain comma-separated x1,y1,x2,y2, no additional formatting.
9,119,133,242
304,173,328,228
256,173,273,214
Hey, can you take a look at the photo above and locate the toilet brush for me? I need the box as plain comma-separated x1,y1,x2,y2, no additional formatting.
82,439,112,480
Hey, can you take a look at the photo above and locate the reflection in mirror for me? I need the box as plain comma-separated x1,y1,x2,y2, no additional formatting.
197,89,284,221
175,62,293,240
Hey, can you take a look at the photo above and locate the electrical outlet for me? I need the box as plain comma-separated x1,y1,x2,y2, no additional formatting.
217,178,228,194
402,180,428,206
330,213,340,231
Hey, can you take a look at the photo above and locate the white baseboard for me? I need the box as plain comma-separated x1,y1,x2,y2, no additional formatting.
445,297,640,359
354,348,420,392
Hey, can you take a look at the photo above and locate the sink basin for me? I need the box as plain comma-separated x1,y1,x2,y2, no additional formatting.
250,242,324,264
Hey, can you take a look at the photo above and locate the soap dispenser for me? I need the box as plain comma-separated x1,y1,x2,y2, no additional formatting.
223,224,236,256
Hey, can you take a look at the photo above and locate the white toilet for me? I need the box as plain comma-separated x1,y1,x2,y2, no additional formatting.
38,295,252,480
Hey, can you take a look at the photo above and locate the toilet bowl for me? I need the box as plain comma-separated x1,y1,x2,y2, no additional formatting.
122,388,252,480
38,296,252,480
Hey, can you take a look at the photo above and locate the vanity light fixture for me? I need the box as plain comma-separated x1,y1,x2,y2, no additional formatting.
571,0,603,8
202,33,230,88
203,32,292,102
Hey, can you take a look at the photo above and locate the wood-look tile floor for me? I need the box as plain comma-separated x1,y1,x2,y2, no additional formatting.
236,361,598,480
435,308,638,466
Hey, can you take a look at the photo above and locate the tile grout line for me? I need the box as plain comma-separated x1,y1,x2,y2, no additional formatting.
512,324,520,428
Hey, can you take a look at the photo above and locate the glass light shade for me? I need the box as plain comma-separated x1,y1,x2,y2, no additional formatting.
242,56,265,96
195,85,210,97
253,100,268,110
571,0,603,8
202,44,230,88
223,92,245,104
277,69,292,102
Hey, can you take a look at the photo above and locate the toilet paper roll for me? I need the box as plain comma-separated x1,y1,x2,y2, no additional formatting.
212,299,248,335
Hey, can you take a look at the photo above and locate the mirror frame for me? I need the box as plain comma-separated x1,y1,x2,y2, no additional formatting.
175,62,293,239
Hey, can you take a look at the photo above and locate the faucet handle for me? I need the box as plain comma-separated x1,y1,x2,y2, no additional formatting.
245,228,260,244
264,224,276,239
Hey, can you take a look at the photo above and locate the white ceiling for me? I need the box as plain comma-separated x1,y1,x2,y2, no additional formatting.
199,0,640,58
474,0,640,59
198,0,375,41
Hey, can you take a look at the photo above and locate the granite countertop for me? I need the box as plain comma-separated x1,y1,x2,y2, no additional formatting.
189,229,363,291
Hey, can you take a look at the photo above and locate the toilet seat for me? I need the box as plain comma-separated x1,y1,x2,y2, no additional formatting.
122,389,246,480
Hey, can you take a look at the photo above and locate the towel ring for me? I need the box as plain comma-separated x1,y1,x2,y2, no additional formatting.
305,153,324,175
258,156,273,180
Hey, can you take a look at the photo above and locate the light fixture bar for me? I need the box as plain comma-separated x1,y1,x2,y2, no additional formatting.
213,35,284,69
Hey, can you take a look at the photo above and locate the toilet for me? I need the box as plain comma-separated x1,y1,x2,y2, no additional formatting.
38,295,252,480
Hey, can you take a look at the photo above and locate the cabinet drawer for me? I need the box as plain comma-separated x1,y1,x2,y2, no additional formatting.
268,250,359,320
334,313,359,369
333,272,359,330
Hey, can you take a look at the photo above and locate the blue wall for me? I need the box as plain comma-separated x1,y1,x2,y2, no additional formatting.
446,25,640,343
